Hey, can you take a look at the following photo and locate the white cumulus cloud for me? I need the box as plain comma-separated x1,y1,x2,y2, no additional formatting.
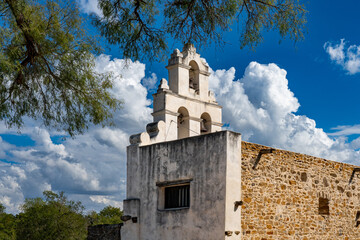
324,39,360,74
90,195,123,208
209,62,360,164
95,55,153,132
78,0,102,16
328,124,360,137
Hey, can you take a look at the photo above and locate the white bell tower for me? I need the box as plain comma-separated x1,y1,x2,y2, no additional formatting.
130,44,222,145
166,43,210,100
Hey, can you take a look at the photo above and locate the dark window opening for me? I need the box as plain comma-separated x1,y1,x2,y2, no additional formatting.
318,197,329,215
165,185,190,209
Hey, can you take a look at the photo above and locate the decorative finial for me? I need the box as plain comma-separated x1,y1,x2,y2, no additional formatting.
157,78,169,92
182,43,196,54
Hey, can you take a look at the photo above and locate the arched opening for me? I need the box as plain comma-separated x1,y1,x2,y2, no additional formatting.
177,107,190,139
200,112,211,134
189,60,199,94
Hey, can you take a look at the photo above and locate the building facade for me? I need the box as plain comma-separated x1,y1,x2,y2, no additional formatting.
121,45,360,240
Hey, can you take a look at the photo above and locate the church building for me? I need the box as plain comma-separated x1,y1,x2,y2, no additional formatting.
121,44,360,240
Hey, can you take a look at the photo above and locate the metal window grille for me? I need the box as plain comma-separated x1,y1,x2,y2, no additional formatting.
164,185,190,209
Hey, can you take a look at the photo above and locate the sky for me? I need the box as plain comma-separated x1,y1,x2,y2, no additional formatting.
2,0,360,214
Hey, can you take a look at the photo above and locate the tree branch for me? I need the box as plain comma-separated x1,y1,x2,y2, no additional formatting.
252,0,279,9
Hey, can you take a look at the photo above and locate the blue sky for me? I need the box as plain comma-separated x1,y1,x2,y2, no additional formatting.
131,0,360,134
177,1,360,133
1,0,360,213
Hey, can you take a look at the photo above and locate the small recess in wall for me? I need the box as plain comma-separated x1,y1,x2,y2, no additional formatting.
318,197,329,215
355,211,360,227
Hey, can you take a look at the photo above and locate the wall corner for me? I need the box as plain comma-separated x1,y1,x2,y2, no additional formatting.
224,131,242,239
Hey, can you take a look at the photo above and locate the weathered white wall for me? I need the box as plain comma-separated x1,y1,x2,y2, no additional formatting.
122,131,242,240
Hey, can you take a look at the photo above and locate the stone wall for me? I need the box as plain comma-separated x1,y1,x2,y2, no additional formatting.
241,141,360,240
87,224,122,240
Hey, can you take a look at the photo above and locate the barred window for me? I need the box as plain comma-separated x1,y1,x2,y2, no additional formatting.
165,184,190,209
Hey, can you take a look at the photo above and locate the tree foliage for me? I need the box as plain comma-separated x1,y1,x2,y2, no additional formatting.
0,203,4,213
94,0,307,60
0,194,124,239
87,205,123,226
0,204,16,240
16,191,88,240
0,0,121,136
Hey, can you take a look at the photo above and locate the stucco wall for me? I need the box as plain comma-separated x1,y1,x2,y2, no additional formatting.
123,131,241,240
241,141,360,240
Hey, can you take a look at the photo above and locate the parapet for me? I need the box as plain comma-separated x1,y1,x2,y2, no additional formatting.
129,121,166,146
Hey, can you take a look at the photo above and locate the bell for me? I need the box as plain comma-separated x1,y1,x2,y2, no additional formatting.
189,78,194,89
178,114,184,124
200,120,208,132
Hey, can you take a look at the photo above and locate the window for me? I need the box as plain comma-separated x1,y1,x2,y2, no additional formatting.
156,179,192,210
165,184,190,209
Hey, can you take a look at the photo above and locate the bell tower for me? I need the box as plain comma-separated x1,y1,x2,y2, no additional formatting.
123,45,241,240
130,44,222,145
166,44,210,100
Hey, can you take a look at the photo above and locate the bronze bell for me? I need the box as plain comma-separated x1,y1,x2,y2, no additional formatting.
178,113,184,124
189,78,195,89
201,119,208,132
